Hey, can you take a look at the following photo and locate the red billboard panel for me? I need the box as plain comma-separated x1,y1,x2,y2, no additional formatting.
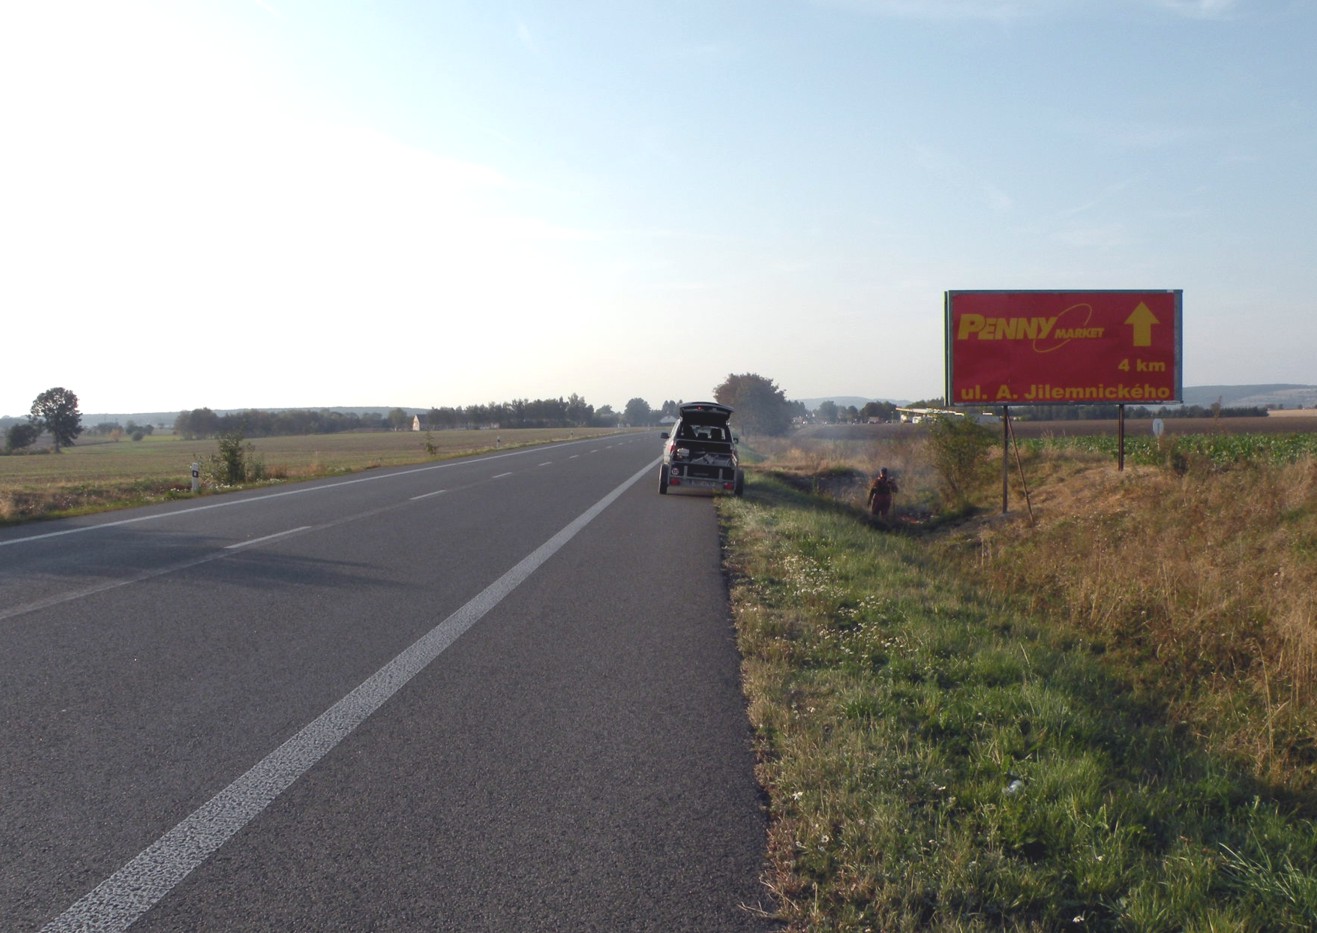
945,290,1182,406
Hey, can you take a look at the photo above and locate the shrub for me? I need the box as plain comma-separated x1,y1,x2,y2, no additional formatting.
5,422,40,453
207,430,261,485
926,415,995,510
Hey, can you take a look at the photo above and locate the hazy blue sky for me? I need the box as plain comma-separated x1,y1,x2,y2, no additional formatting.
3,0,1313,416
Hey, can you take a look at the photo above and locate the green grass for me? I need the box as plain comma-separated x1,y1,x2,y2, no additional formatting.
721,472,1317,931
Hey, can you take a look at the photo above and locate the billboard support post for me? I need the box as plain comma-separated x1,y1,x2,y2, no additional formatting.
1002,405,1010,514
1118,405,1126,472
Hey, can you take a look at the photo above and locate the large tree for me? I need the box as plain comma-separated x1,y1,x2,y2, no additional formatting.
713,373,793,436
30,387,83,452
860,400,897,423
623,397,653,426
387,407,410,431
565,393,594,427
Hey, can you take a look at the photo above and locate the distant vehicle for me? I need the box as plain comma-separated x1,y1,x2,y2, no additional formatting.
658,402,744,496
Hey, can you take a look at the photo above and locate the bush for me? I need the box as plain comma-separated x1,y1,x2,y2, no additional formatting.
927,415,995,510
5,422,40,453
206,430,263,485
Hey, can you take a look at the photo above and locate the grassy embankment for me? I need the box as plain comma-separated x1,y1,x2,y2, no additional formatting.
0,427,623,523
723,427,1317,931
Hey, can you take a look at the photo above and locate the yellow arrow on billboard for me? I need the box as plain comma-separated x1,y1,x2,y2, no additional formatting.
1125,302,1159,347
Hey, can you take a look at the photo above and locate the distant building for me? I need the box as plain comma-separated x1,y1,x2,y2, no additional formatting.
894,407,999,425
895,407,948,424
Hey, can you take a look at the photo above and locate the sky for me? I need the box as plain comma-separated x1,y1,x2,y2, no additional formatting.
2,0,1315,417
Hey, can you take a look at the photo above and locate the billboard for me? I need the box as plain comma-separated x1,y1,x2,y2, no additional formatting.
945,290,1182,406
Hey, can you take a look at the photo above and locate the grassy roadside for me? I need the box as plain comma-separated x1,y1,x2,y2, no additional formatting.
720,467,1317,931
0,428,627,523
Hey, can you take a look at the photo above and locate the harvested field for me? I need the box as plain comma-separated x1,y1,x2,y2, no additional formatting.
0,427,635,523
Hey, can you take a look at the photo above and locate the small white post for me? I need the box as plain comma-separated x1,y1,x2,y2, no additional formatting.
190,462,201,493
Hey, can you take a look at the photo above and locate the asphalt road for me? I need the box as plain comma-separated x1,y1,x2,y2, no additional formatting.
1,435,776,931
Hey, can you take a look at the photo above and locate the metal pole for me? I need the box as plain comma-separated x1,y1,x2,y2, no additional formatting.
1002,405,1010,514
1118,404,1126,472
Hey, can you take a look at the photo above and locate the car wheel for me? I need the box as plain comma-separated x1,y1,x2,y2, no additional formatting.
658,466,669,494
733,470,745,497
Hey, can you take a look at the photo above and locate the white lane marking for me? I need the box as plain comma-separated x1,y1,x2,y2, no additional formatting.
0,437,625,550
491,472,513,479
224,527,312,550
40,458,660,933
538,462,553,467
409,489,447,501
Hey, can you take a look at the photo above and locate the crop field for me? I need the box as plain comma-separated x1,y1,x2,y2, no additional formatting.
0,427,630,484
805,413,1317,441
1027,429,1317,467
800,415,1317,469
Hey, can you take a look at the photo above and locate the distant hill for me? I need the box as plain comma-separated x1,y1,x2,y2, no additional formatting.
1176,385,1317,409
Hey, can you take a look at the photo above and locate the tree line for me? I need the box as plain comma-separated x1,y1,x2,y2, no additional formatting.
173,395,731,439
12,379,1278,454
174,394,622,440
175,407,404,439
425,394,604,431
811,399,900,424
89,421,158,440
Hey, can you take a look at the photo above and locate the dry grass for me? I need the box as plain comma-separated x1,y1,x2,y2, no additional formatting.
969,452,1317,792
721,462,1317,930
746,434,941,521
744,426,1317,797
